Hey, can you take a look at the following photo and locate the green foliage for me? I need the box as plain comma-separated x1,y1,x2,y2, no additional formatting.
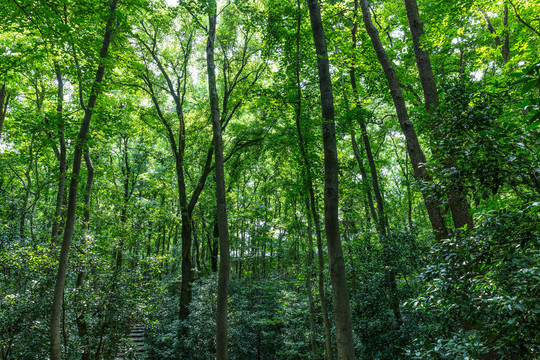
406,209,540,359
513,62,540,130
430,80,539,206
1,0,540,359
145,275,319,360
0,245,54,359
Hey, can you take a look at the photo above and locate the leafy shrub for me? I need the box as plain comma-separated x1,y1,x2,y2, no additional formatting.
405,209,540,359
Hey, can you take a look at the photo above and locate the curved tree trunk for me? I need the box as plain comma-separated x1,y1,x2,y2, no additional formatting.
359,0,449,241
404,0,474,232
49,2,118,359
347,2,402,325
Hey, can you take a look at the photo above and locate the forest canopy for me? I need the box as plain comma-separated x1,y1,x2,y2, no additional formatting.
0,0,539,359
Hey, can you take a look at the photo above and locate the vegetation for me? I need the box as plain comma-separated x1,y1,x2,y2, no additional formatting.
0,0,539,359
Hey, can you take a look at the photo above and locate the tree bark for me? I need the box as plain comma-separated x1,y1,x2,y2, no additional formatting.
479,5,510,64
75,149,94,360
192,219,202,278
307,0,355,359
294,2,327,356
347,3,403,325
207,3,231,359
51,63,67,244
350,130,378,224
211,216,219,272
502,5,510,64
404,0,474,231
49,1,118,359
305,203,317,358
480,8,503,48
360,0,449,241
0,83,10,138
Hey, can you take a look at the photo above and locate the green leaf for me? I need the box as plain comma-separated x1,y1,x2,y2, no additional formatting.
526,119,540,131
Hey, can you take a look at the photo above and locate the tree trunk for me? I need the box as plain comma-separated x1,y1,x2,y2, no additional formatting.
347,4,402,324
295,2,333,357
51,63,67,244
207,3,231,359
305,198,318,358
193,219,202,278
307,1,355,359
294,3,322,356
211,217,219,272
502,5,510,64
350,130,378,225
49,2,118,359
179,211,193,323
359,0,449,241
479,5,510,64
0,82,10,138
138,26,214,326
404,0,474,231
76,149,94,360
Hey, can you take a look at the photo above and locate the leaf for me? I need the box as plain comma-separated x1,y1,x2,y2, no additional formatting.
520,80,539,95
526,119,540,131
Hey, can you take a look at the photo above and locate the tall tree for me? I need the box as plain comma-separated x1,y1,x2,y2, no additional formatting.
133,16,214,323
206,1,231,359
306,0,355,359
294,1,333,357
74,148,94,360
403,0,474,231
49,1,119,358
50,63,67,244
359,0,449,240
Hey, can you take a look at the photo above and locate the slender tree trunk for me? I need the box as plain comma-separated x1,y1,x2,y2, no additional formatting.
347,4,387,234
479,5,510,64
207,3,231,359
179,210,193,322
76,149,94,360
346,95,403,328
51,63,66,244
305,198,317,358
139,28,214,326
295,3,332,357
502,5,510,64
0,82,10,138
346,5,402,324
176,139,193,326
19,169,31,239
350,130,378,224
49,2,118,359
307,1,355,358
193,219,202,278
211,216,219,272
359,0,449,241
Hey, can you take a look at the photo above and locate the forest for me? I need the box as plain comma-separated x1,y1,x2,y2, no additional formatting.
0,0,539,359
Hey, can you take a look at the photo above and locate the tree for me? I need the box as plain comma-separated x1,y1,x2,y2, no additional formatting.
49,1,119,358
206,1,232,358
306,0,355,359
359,0,449,240
403,0,474,232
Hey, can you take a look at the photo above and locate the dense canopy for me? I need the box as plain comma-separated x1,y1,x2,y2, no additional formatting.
1,0,539,359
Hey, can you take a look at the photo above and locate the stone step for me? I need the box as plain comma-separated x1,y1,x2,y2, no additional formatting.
116,324,146,360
